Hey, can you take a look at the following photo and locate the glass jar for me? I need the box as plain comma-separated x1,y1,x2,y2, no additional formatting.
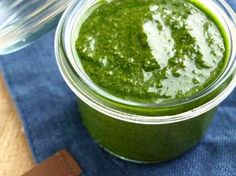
55,0,236,163
0,0,73,55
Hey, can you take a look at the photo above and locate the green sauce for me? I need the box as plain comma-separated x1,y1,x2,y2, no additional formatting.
76,0,227,104
71,0,231,163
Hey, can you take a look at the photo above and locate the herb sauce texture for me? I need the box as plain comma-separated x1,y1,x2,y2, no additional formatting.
76,0,227,104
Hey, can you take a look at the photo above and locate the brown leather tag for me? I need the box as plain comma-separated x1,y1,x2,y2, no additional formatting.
22,149,82,176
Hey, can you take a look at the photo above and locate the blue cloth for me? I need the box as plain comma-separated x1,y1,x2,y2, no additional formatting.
0,1,236,176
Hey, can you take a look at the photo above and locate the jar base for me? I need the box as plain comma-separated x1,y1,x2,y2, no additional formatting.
96,139,185,164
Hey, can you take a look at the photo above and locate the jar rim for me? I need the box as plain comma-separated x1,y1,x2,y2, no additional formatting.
55,0,236,124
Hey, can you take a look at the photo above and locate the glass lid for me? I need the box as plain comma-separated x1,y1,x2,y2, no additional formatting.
0,0,73,55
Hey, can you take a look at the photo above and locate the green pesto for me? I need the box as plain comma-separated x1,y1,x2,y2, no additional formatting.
79,100,216,162
76,0,227,104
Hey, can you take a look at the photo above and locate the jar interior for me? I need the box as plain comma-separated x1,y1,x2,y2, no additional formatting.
57,0,236,123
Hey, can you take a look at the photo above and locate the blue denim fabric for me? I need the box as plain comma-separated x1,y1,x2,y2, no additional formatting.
0,1,236,175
